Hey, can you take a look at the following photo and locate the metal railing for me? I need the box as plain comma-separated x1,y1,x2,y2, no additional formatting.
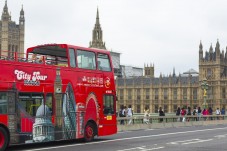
117,115,227,125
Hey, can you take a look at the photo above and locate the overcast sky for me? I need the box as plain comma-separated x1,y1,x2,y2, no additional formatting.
4,0,227,76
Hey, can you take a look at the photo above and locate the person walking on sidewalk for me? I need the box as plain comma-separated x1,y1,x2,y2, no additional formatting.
143,107,150,124
181,107,186,122
127,105,133,125
159,107,165,123
176,107,181,122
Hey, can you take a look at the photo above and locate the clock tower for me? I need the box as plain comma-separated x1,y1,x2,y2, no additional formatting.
199,40,227,110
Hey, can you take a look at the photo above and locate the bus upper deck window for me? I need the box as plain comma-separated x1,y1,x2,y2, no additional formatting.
97,53,111,72
69,48,76,68
77,50,96,70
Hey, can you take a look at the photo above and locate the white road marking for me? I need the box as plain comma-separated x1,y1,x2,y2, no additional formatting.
117,146,165,151
116,146,146,151
144,146,165,150
167,139,200,145
167,138,213,145
144,129,155,131
182,139,213,145
214,134,227,138
23,127,227,151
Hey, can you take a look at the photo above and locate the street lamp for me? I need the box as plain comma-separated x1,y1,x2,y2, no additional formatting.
201,78,209,109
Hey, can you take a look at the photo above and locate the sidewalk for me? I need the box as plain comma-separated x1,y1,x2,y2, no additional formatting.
117,118,227,132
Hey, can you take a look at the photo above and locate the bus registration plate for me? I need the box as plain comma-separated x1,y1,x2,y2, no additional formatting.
107,115,112,120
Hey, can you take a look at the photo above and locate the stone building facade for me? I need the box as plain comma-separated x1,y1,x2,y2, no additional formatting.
0,1,25,58
116,40,227,113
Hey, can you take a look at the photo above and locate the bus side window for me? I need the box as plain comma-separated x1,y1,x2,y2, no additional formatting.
18,93,43,117
46,93,53,115
0,92,8,114
69,48,76,68
77,50,96,70
97,53,111,71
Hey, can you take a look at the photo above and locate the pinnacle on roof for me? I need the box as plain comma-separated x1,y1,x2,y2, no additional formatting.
96,7,100,25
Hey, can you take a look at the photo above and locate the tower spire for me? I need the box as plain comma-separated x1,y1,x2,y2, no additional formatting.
199,40,203,50
199,40,203,60
2,0,10,21
96,7,100,25
3,0,8,13
89,7,106,50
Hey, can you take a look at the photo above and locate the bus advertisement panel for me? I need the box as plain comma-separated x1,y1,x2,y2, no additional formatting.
0,44,117,151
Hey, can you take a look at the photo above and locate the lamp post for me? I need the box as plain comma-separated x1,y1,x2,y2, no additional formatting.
201,78,209,109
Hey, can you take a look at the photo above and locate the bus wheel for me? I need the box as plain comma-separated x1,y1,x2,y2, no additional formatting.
0,127,8,151
84,123,94,142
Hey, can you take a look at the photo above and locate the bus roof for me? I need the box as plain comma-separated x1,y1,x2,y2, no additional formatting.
26,44,111,57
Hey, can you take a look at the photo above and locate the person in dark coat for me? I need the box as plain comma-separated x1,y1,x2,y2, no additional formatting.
159,107,165,122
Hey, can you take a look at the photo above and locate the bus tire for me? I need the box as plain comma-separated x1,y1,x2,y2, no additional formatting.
84,122,95,142
0,127,9,151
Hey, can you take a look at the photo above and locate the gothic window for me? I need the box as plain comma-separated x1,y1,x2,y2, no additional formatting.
155,89,159,100
128,89,132,100
207,68,213,79
222,87,226,99
173,88,177,100
137,88,141,100
96,31,99,39
145,88,150,100
164,88,168,100
193,88,197,100
119,89,124,100
183,88,187,100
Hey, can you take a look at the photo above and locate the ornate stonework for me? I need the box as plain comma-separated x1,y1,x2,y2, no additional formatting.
89,8,106,50
0,1,25,58
116,40,227,113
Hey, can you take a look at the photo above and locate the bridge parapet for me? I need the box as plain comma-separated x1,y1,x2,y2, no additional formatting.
117,115,227,132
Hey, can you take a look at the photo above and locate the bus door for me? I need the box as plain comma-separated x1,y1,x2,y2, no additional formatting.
101,94,117,135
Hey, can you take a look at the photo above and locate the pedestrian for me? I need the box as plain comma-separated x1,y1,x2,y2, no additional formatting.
221,107,225,120
216,108,220,120
202,108,209,120
192,107,197,121
187,107,191,122
176,107,181,122
123,106,127,123
127,105,133,125
208,107,213,120
159,107,165,123
119,105,126,125
143,106,150,124
181,107,186,122
197,107,202,121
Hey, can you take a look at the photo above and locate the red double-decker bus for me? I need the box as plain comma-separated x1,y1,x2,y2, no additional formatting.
0,44,117,151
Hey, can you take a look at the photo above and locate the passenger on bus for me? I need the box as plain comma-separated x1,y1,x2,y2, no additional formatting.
38,55,46,64
98,61,102,70
31,54,38,62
